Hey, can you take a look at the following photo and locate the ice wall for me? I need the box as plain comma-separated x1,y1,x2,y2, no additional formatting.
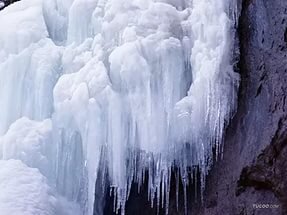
0,0,239,214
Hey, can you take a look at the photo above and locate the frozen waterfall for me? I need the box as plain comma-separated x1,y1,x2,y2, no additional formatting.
0,0,239,214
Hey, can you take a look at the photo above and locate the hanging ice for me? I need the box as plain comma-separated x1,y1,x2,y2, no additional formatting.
0,0,239,214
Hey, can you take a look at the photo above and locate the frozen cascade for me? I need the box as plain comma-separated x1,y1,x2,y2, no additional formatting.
0,0,239,214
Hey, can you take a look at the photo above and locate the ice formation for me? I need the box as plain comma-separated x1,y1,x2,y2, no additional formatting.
0,0,239,214
0,159,80,215
0,159,58,215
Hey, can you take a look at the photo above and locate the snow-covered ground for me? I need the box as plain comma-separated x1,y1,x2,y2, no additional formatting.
0,0,239,214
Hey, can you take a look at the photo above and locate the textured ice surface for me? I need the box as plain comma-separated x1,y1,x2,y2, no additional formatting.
0,0,62,135
0,159,80,215
0,117,52,175
0,0,47,57
0,0,239,214
0,120,81,215
0,39,62,135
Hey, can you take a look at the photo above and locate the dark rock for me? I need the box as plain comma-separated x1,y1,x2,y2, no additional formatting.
236,116,287,213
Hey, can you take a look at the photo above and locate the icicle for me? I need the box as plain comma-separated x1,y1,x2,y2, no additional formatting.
0,0,240,214
176,169,179,212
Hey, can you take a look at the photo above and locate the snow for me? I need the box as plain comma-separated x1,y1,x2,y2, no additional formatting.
0,0,47,58
0,117,52,176
0,120,81,215
0,0,239,214
0,159,59,215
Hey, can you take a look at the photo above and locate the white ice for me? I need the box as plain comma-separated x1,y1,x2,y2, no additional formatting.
0,0,239,214
0,117,52,175
0,159,80,215
0,159,58,215
0,118,81,215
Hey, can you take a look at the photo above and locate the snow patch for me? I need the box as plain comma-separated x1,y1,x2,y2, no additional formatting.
0,159,58,215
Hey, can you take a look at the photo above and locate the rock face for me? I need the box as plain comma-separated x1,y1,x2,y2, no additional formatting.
201,0,287,214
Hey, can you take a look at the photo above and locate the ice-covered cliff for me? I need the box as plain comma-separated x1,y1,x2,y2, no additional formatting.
0,0,239,214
